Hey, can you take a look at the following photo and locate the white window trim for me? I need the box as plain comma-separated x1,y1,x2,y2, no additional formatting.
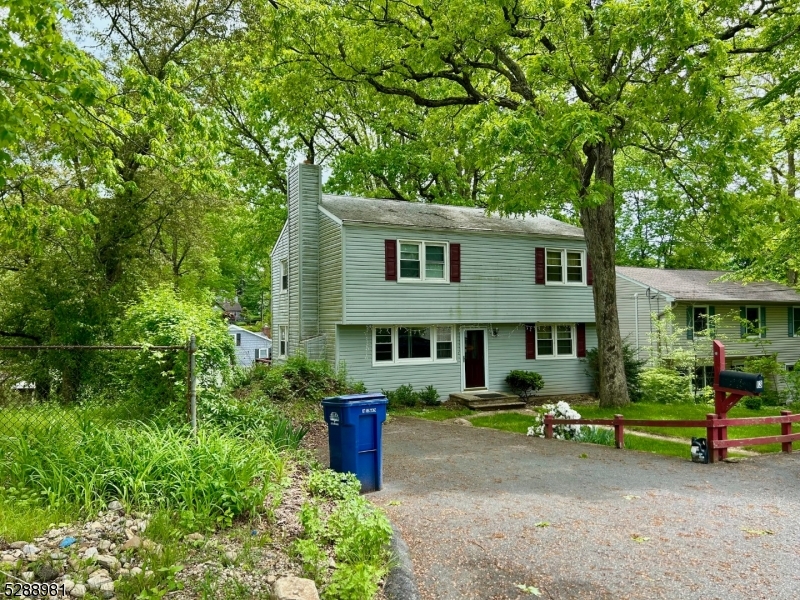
693,305,710,335
535,323,577,359
234,333,242,347
372,325,457,366
744,305,761,338
278,326,288,358
280,259,288,293
397,240,450,283
544,248,585,286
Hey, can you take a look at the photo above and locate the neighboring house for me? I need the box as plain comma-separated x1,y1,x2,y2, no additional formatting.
616,266,800,388
270,163,598,399
229,324,271,367
216,300,244,323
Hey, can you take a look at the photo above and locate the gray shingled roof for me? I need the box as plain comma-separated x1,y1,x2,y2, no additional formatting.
616,266,800,303
320,195,584,239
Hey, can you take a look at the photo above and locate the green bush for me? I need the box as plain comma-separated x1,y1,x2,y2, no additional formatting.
743,396,763,410
505,370,544,401
382,384,440,408
417,384,440,406
585,341,646,401
113,285,235,408
640,368,693,404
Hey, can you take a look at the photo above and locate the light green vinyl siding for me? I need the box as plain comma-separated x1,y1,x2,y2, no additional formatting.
319,213,343,363
614,274,668,364
341,224,595,324
336,323,596,397
271,225,289,359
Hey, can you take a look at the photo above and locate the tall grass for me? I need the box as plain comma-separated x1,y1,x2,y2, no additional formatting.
0,422,286,529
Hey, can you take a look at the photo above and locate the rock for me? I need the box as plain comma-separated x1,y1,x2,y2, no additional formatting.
88,522,104,531
267,575,276,585
452,418,473,426
99,581,115,598
96,555,120,572
121,536,141,551
107,501,123,512
68,558,82,570
51,552,67,560
185,533,204,543
223,551,237,564
97,540,112,552
21,571,35,582
70,583,87,598
129,567,143,577
273,576,320,600
87,574,113,591
118,568,130,578
141,540,161,555
21,544,40,556
35,563,60,582
144,570,154,579
10,541,27,549
84,547,99,559
47,528,61,538
63,580,75,593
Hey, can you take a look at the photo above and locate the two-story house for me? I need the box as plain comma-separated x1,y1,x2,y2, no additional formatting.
616,267,800,389
271,163,598,399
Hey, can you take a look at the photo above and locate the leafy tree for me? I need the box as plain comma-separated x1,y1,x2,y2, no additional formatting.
274,0,800,406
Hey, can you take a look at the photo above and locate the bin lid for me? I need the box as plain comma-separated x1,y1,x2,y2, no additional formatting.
321,392,387,404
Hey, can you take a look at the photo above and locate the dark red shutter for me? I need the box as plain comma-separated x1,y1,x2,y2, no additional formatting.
385,240,397,281
525,324,536,359
576,323,586,358
450,243,461,282
586,255,593,286
535,248,545,284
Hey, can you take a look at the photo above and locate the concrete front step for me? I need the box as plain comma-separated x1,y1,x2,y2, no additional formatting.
449,391,526,411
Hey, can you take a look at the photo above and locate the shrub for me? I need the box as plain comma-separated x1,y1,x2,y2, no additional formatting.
743,396,763,410
640,368,693,404
382,384,439,408
526,401,583,440
786,366,800,405
505,370,544,401
585,341,646,401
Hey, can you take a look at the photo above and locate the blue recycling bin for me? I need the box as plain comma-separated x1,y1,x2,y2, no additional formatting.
321,393,388,493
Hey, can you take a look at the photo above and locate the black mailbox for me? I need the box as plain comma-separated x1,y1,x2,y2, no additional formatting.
718,371,764,395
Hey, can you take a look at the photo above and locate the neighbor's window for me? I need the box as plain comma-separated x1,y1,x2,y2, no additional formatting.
398,241,448,281
235,333,242,347
399,327,431,360
280,259,288,292
693,306,709,334
536,324,575,357
546,249,584,284
254,348,261,360
375,328,393,362
794,307,800,336
373,326,455,364
436,326,453,359
279,326,287,357
744,306,760,336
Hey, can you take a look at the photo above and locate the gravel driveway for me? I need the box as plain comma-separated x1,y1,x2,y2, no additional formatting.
366,417,800,600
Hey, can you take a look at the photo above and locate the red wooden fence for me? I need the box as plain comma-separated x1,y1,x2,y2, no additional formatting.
543,410,800,463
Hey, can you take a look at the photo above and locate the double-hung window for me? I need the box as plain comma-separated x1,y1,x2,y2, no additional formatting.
278,326,287,357
373,326,455,364
536,324,575,358
545,249,584,284
743,306,760,337
280,259,288,292
693,306,709,335
398,241,448,282
793,307,800,336
234,333,242,347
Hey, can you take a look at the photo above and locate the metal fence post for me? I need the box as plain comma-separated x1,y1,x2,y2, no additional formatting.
189,334,197,435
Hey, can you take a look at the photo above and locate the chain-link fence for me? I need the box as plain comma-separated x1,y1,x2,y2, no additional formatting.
0,338,197,437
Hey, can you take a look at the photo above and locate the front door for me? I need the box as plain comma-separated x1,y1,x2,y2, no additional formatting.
464,329,486,389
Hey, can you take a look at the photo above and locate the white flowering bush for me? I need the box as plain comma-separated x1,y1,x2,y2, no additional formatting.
526,401,584,440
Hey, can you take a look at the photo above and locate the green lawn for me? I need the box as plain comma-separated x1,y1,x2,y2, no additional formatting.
389,406,473,421
577,402,799,453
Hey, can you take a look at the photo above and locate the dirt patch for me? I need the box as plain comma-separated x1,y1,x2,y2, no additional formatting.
526,393,597,406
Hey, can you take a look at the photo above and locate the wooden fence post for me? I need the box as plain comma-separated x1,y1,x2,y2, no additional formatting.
614,414,624,449
706,414,717,463
781,410,792,454
544,413,554,439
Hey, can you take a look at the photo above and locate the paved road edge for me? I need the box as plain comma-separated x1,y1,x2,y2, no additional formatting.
384,523,420,600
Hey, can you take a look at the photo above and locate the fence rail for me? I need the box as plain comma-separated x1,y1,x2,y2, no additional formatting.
543,410,799,462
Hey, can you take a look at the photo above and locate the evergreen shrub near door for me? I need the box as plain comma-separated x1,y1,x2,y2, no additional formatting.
505,370,544,402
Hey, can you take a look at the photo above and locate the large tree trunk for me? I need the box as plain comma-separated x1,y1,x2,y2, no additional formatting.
580,142,630,407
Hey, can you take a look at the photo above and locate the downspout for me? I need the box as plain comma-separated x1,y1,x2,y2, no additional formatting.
634,293,640,353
